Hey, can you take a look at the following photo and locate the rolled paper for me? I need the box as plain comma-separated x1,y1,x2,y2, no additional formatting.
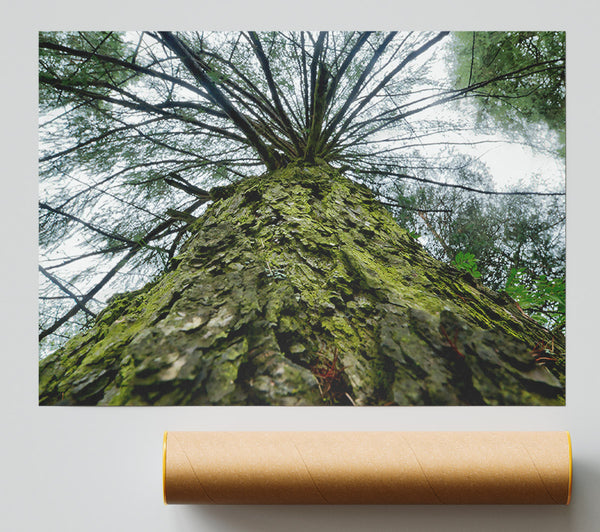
163,431,572,505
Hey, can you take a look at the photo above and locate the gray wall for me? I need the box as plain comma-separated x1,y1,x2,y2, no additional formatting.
3,1,599,530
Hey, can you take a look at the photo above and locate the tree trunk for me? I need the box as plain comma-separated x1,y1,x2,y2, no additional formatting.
39,164,565,406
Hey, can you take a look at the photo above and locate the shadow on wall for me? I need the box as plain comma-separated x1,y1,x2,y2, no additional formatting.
179,503,574,532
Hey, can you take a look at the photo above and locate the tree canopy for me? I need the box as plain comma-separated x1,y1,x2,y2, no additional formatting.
38,31,566,353
452,31,565,156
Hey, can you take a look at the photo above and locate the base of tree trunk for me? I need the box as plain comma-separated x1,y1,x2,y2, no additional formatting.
39,164,565,406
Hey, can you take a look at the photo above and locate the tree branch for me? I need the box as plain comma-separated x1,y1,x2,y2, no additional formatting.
39,197,206,342
360,169,565,196
158,32,282,170
39,201,137,245
247,32,302,154
39,74,248,143
164,173,211,199
321,32,397,145
328,32,449,149
39,118,161,163
39,266,97,318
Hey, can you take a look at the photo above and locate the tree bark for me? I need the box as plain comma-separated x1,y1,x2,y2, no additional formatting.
39,164,564,406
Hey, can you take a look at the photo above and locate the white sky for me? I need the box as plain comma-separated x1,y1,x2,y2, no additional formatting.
482,143,564,190
425,38,565,193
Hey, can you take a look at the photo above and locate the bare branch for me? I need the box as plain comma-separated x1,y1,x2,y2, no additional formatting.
39,74,248,143
39,201,137,245
246,32,302,154
39,266,97,318
158,32,281,170
360,169,565,196
328,32,449,149
39,197,206,341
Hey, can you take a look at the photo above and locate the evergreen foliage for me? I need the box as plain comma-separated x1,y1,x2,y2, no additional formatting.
451,31,565,155
38,31,566,352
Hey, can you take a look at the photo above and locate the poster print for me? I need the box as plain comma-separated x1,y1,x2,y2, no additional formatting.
39,31,565,405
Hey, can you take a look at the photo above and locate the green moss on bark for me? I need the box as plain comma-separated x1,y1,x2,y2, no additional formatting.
39,163,565,405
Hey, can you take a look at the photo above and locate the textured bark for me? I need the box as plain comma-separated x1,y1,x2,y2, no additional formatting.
39,164,565,406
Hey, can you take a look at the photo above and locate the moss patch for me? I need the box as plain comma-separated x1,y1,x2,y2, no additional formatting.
39,163,565,405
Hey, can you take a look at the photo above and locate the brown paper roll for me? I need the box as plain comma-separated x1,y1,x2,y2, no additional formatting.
163,431,572,505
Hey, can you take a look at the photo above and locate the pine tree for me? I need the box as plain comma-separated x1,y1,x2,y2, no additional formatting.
39,31,566,405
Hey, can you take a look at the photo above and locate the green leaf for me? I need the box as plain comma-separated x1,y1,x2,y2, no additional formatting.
452,251,482,278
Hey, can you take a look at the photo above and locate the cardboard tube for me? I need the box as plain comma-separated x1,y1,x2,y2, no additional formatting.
163,431,572,505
